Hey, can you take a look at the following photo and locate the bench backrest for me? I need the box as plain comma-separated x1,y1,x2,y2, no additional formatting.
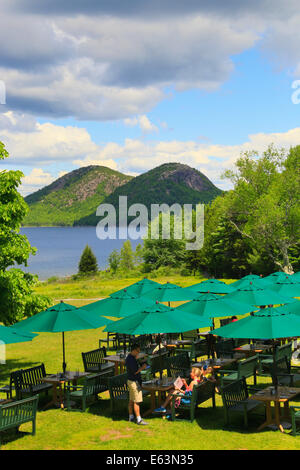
237,355,258,379
82,347,107,370
276,342,292,362
149,352,168,375
0,395,39,429
221,378,248,409
108,373,128,400
215,339,235,358
83,370,114,396
220,318,232,327
12,364,46,392
166,352,190,378
190,340,207,359
192,380,215,407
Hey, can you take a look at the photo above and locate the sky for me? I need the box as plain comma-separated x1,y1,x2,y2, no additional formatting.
0,0,300,196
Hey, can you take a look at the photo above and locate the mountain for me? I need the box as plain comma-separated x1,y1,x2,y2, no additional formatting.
23,162,223,226
74,163,223,225
23,165,133,226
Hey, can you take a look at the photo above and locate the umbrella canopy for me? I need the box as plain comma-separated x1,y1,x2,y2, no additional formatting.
176,292,256,318
224,282,294,306
232,275,271,290
82,289,154,318
188,279,235,294
13,301,108,372
143,282,197,302
112,278,161,297
292,271,300,280
265,271,292,282
13,301,108,332
267,277,300,298
0,325,37,345
210,305,300,340
104,302,212,335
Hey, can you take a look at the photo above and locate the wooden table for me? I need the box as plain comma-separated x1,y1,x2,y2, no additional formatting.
233,344,271,357
42,372,89,409
194,358,237,371
142,378,175,416
250,386,300,432
102,353,146,375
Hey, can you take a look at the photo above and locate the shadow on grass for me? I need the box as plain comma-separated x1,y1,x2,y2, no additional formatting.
0,358,41,385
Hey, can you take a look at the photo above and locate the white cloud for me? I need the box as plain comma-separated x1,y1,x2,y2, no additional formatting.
124,115,158,133
21,168,55,196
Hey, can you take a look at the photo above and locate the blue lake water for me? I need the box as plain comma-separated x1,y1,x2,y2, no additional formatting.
20,227,141,281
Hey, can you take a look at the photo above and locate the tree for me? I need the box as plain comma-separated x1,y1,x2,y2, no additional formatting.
222,145,300,274
78,245,98,274
0,141,50,325
108,249,121,274
119,240,135,271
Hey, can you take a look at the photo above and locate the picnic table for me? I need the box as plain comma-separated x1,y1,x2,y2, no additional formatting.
250,386,300,432
194,358,237,371
102,353,147,375
42,371,89,409
233,343,271,357
142,378,175,416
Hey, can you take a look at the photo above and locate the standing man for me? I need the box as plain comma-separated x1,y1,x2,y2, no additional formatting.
125,343,148,425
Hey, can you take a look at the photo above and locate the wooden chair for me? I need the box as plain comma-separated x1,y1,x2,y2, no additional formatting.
218,355,259,387
171,380,216,422
221,378,263,428
66,370,114,412
0,395,39,446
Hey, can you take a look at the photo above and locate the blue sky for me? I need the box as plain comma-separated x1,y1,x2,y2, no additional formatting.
0,1,300,194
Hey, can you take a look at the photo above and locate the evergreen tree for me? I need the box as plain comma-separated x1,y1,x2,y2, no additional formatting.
78,245,98,274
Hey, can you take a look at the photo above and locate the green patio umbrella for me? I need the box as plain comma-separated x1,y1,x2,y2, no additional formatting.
0,325,37,344
105,302,212,378
81,289,154,318
188,279,235,294
232,275,271,290
267,277,300,298
13,301,108,373
143,282,197,304
224,282,294,306
112,278,161,297
292,272,300,281
266,271,292,282
210,305,300,391
175,292,256,320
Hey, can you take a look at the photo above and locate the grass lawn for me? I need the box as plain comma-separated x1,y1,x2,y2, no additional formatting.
1,275,300,450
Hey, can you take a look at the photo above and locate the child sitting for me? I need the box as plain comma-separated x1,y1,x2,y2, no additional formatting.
153,367,202,413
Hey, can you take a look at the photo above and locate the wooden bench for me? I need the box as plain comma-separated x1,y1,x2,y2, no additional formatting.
171,379,216,422
264,357,300,387
221,378,263,428
258,342,293,376
215,339,236,359
0,395,39,445
166,352,191,378
108,373,129,413
65,370,114,411
11,364,52,400
218,355,259,387
82,347,114,373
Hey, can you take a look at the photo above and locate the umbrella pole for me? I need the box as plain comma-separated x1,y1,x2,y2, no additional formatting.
159,334,163,381
62,332,66,374
273,340,278,393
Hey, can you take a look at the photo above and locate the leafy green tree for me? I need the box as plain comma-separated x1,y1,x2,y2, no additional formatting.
108,249,121,274
134,243,144,267
78,245,98,274
223,145,300,274
0,141,50,325
119,240,135,271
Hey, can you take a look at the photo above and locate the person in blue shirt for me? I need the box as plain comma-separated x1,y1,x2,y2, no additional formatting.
125,343,148,425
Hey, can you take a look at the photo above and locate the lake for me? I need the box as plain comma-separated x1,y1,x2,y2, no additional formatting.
20,227,141,281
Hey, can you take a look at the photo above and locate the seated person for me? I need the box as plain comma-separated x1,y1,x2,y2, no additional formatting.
154,367,202,413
